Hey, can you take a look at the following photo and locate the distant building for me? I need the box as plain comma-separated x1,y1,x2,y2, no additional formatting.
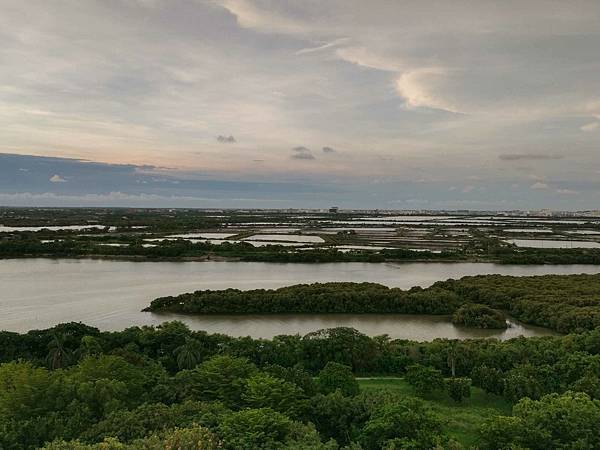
329,206,339,213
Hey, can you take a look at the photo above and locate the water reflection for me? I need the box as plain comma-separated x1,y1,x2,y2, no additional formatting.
149,312,557,341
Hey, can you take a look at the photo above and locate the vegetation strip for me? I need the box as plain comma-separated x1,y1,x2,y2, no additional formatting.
4,237,600,264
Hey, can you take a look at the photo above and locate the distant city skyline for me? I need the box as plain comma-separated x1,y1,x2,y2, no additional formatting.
1,1,599,209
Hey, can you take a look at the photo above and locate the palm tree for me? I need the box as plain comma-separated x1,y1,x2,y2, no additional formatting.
447,341,462,377
174,337,204,370
47,332,71,369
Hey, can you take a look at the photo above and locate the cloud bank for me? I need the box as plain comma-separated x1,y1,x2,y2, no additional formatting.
1,1,600,208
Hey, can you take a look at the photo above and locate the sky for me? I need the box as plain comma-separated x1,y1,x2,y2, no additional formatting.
1,0,599,210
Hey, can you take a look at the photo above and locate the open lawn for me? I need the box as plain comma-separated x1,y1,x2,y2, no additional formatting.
358,378,512,448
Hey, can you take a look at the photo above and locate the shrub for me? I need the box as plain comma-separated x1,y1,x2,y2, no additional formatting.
405,364,444,396
452,304,507,329
446,377,472,403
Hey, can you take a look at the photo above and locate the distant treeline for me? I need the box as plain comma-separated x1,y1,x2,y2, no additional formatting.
490,246,600,265
0,238,462,262
4,235,600,264
146,274,600,334
0,207,222,230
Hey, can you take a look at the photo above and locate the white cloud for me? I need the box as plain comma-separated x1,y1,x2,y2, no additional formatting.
296,38,350,55
0,191,289,207
221,0,306,34
335,46,402,72
395,68,460,113
530,182,549,190
528,174,546,181
556,189,579,195
49,174,67,183
580,122,599,132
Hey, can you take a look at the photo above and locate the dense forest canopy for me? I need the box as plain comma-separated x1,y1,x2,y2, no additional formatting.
1,321,600,449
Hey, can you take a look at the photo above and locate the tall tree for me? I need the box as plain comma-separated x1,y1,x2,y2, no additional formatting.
47,332,70,369
174,337,204,370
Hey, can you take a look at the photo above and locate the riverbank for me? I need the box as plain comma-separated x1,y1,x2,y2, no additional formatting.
0,252,479,263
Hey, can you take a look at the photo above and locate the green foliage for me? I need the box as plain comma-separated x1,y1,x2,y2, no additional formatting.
135,321,198,373
452,304,507,329
478,416,527,450
143,425,221,449
79,401,228,443
43,424,221,449
309,390,367,445
145,282,462,315
0,355,168,449
553,351,600,387
571,373,600,399
479,392,600,449
438,273,600,333
317,362,360,397
445,377,472,403
360,398,445,450
77,336,103,360
503,364,558,402
0,361,54,421
302,327,380,373
174,337,205,370
70,354,163,406
216,407,294,449
471,365,505,395
175,355,257,407
47,332,72,369
3,317,600,450
242,373,306,417
405,364,445,396
263,364,317,396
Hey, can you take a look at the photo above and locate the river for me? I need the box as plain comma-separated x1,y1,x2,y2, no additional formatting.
2,258,596,339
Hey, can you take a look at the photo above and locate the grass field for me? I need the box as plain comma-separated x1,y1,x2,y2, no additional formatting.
358,378,512,448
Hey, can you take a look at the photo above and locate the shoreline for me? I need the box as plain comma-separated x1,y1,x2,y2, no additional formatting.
0,253,525,264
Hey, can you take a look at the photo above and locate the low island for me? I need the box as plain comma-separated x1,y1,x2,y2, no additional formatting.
144,273,600,334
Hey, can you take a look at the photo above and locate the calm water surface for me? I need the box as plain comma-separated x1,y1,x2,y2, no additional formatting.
1,258,596,339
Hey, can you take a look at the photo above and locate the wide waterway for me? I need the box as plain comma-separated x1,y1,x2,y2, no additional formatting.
2,258,597,339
